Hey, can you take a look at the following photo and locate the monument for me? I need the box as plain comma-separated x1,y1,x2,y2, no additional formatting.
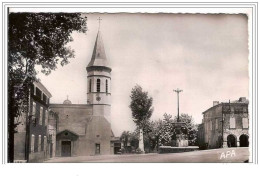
159,88,199,153
171,88,189,147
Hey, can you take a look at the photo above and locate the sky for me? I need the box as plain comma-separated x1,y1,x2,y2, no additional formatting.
37,13,249,136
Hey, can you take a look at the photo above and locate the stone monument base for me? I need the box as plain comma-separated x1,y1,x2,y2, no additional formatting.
172,139,189,147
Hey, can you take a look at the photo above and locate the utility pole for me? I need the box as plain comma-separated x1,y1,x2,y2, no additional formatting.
25,88,32,162
173,88,183,122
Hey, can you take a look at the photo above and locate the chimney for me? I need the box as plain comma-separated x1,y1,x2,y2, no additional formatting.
239,97,246,102
213,101,219,106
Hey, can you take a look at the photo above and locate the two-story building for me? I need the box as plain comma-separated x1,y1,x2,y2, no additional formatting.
14,81,52,162
198,97,249,149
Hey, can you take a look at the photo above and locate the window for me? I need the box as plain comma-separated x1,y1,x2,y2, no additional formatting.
230,117,236,129
39,107,43,125
97,79,100,92
106,79,108,93
36,87,42,99
89,79,92,92
31,134,35,152
43,136,47,152
242,118,249,129
215,119,218,130
45,110,48,126
43,93,46,103
32,102,36,116
38,135,41,152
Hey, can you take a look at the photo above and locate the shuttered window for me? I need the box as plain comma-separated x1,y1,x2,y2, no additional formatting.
39,107,43,125
38,135,41,152
230,117,236,129
242,118,249,129
31,134,35,152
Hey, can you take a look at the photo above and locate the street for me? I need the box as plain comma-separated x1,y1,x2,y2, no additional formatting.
44,147,249,163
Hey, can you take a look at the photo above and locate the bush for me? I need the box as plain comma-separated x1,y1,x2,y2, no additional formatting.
136,148,143,154
121,147,126,154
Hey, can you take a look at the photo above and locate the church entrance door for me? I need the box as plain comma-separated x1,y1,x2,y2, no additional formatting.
61,141,71,157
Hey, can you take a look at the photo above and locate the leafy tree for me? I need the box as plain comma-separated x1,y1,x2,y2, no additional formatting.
120,131,130,149
173,113,198,146
8,13,87,162
129,85,153,151
143,119,164,152
120,130,140,153
129,130,139,150
129,85,153,126
158,113,174,146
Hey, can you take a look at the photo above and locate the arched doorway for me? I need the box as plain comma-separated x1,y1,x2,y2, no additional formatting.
227,134,237,147
239,134,249,147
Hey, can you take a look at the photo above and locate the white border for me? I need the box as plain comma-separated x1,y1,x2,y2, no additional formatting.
0,2,259,190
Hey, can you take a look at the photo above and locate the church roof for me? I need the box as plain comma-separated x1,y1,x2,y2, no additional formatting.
87,31,110,69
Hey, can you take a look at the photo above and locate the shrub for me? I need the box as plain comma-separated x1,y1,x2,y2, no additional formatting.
136,148,143,154
121,147,126,154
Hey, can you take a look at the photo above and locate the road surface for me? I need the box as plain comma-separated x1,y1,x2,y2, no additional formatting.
44,147,249,163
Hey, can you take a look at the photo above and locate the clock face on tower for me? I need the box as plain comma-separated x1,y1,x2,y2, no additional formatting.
96,96,101,101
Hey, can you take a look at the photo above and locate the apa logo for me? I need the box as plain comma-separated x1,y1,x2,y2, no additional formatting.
220,150,236,159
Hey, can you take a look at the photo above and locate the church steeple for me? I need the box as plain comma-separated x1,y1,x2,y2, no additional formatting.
87,31,110,69
86,18,112,111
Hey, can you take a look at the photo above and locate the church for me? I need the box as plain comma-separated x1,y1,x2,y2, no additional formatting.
50,28,120,157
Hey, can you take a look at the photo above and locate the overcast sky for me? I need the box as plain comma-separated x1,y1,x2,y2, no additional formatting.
37,13,249,136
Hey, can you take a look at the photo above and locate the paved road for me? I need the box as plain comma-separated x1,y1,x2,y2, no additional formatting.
44,147,249,163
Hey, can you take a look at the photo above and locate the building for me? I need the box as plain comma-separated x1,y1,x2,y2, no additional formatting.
50,29,119,157
198,97,249,149
14,81,52,162
199,97,249,148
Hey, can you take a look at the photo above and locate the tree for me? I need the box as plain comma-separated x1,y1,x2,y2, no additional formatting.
158,113,174,146
129,131,139,151
8,13,87,162
129,85,154,152
120,131,130,151
173,113,198,146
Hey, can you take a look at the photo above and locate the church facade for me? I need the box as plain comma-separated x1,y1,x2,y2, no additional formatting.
50,30,120,157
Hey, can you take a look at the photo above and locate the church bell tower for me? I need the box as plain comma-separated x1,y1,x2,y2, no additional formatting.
86,20,111,121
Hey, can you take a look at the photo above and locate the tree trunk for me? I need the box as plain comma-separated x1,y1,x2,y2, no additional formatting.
8,86,15,163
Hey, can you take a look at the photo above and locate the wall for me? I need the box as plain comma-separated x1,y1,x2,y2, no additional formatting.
203,105,223,149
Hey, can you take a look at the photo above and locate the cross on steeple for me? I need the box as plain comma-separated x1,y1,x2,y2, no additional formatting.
67,95,69,100
97,17,102,30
